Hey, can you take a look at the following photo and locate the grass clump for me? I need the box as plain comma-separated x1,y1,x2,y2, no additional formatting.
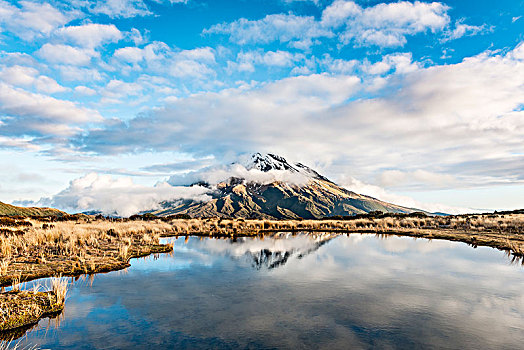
0,283,67,332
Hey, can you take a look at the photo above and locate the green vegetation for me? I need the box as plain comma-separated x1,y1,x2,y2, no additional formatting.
0,202,66,218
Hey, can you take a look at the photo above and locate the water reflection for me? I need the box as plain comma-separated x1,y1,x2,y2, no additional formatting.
183,233,339,270
9,234,524,349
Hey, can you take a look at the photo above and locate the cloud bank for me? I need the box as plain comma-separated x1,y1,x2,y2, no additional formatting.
0,0,521,211
206,0,455,48
35,173,212,217
168,163,310,187
77,43,524,192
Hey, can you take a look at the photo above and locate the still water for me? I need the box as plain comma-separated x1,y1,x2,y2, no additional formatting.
15,234,524,349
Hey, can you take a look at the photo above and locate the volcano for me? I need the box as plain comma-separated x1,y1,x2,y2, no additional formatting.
153,153,418,219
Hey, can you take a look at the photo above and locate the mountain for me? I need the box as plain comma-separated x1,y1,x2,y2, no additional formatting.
0,201,67,217
200,233,338,270
152,153,419,219
246,235,335,270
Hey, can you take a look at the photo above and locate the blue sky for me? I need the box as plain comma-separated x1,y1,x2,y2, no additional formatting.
0,0,523,215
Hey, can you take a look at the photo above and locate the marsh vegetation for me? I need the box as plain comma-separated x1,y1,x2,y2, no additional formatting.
0,211,522,332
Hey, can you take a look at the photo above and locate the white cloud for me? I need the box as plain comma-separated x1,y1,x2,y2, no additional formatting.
361,53,419,75
177,47,216,63
320,0,360,28
58,65,104,81
170,60,215,78
33,75,68,94
78,42,524,192
0,83,97,123
113,42,169,65
0,65,68,93
74,86,96,96
0,0,72,40
36,173,212,217
91,0,152,18
126,27,146,45
205,1,454,48
442,21,489,42
57,23,123,48
85,0,188,18
101,79,143,101
327,0,450,47
0,65,38,86
230,50,303,72
338,175,475,214
78,72,360,155
0,136,40,151
321,55,358,74
0,83,102,137
113,43,217,78
38,44,99,66
204,13,331,49
114,46,144,63
168,163,310,187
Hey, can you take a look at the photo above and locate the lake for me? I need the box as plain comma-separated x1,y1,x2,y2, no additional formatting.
14,233,524,349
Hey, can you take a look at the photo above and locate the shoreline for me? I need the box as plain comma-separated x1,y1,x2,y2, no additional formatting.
0,244,172,336
0,214,522,335
0,243,173,288
0,290,63,335
162,228,523,261
3,227,521,289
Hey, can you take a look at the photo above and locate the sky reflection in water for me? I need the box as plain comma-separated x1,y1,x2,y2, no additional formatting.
16,234,524,349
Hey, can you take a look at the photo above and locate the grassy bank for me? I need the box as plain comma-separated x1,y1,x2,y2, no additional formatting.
0,217,175,287
151,213,524,258
0,212,522,333
0,217,175,334
0,213,522,288
0,277,67,334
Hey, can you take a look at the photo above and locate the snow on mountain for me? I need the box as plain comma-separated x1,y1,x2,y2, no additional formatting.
245,153,331,182
246,153,297,172
154,152,419,219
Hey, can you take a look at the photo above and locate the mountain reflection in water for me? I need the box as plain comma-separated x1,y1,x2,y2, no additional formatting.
194,233,338,270
13,234,524,350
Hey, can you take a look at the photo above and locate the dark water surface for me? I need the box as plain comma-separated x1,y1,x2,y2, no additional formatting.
16,234,524,349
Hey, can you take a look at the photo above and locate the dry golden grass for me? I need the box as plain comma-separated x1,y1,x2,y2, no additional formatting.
159,214,524,257
156,213,523,235
0,213,522,287
0,218,174,287
0,276,68,334
51,277,68,306
0,212,522,334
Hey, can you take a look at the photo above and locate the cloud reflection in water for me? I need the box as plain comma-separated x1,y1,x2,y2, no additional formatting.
18,234,524,349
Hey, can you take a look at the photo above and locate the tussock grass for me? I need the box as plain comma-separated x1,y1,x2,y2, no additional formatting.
0,218,174,287
0,339,39,350
50,278,68,306
0,212,521,334
0,276,68,334
159,214,524,257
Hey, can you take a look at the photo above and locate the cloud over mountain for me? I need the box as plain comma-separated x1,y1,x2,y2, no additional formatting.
34,173,212,217
0,0,522,211
76,43,524,192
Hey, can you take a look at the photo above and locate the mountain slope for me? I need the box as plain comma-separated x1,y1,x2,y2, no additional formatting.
0,201,67,217
153,153,418,219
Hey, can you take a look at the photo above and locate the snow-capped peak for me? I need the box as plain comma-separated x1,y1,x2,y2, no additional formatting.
245,153,332,183
246,153,297,172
